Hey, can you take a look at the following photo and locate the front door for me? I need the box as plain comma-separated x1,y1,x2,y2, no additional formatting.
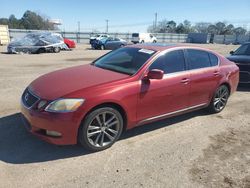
137,50,190,123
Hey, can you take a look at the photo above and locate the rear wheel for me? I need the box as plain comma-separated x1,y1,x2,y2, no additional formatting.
53,47,60,53
141,40,144,43
120,44,125,48
207,85,229,113
78,107,123,151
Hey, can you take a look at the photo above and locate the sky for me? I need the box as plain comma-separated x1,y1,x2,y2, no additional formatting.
1,0,250,32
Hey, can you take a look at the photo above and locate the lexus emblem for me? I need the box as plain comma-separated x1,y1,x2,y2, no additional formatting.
24,93,29,101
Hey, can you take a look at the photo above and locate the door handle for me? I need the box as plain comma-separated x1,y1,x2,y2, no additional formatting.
181,78,189,84
213,71,220,76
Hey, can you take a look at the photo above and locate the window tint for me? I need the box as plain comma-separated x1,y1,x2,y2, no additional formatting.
132,33,139,37
187,49,210,70
94,47,155,75
209,53,218,66
149,50,185,74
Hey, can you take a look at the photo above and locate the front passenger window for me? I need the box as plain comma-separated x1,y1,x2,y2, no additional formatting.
149,50,186,74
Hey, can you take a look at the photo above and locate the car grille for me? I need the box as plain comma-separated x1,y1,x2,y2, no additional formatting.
22,88,39,108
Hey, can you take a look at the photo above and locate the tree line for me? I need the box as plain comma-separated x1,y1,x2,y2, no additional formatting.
0,10,56,30
148,20,249,35
0,10,249,35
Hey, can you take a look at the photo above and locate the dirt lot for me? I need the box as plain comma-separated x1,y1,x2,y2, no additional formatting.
0,44,249,188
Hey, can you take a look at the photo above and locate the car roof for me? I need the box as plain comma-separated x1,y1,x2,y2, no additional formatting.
128,43,208,52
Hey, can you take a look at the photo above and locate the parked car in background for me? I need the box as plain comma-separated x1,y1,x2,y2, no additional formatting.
89,34,109,44
21,44,239,151
131,33,157,44
92,37,127,50
7,32,69,54
64,38,76,49
227,42,250,84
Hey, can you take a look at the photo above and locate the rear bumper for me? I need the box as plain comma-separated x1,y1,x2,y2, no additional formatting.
21,104,81,145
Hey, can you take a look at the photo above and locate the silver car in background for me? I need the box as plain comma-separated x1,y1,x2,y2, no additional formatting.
7,32,69,54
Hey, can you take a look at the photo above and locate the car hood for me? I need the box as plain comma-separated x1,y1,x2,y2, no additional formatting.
227,55,250,64
29,64,129,100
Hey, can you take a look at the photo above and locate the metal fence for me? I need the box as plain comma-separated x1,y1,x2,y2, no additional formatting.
214,34,250,44
8,29,250,44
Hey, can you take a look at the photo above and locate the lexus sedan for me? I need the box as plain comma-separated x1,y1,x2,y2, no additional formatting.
21,44,239,151
227,42,250,84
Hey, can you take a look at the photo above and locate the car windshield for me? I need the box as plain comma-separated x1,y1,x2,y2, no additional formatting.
234,44,250,55
93,47,156,75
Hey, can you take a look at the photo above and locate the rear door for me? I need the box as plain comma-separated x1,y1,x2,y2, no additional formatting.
110,38,121,50
185,49,221,106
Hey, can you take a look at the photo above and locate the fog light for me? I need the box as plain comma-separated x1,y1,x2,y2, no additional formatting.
46,130,62,137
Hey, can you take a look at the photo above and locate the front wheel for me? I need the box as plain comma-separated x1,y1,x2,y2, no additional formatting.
78,107,124,151
100,45,105,50
207,85,229,113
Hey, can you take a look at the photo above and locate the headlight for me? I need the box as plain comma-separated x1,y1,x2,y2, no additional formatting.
45,99,84,113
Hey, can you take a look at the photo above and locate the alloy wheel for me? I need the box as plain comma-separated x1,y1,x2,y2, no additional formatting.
213,86,229,112
87,111,120,147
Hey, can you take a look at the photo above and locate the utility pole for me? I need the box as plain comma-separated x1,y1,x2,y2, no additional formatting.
77,21,80,43
77,21,80,33
154,13,158,30
106,19,109,33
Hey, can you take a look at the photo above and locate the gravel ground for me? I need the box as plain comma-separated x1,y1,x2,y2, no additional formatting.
0,44,249,188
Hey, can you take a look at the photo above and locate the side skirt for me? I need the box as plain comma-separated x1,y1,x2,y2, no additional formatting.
137,103,208,126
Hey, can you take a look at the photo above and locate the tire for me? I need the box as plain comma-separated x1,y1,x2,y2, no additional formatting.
141,40,144,43
78,107,124,151
120,44,125,48
101,45,105,50
153,40,157,43
53,47,60,53
207,85,230,113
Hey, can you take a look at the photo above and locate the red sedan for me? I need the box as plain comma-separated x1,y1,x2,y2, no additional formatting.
21,44,239,151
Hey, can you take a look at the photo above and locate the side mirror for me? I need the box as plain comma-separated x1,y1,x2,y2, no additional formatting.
146,69,164,80
230,51,234,55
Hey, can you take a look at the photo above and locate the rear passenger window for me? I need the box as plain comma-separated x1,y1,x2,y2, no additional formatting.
209,53,218,66
149,50,185,74
187,49,211,70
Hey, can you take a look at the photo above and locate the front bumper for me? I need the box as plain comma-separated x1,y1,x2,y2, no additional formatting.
21,104,81,145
